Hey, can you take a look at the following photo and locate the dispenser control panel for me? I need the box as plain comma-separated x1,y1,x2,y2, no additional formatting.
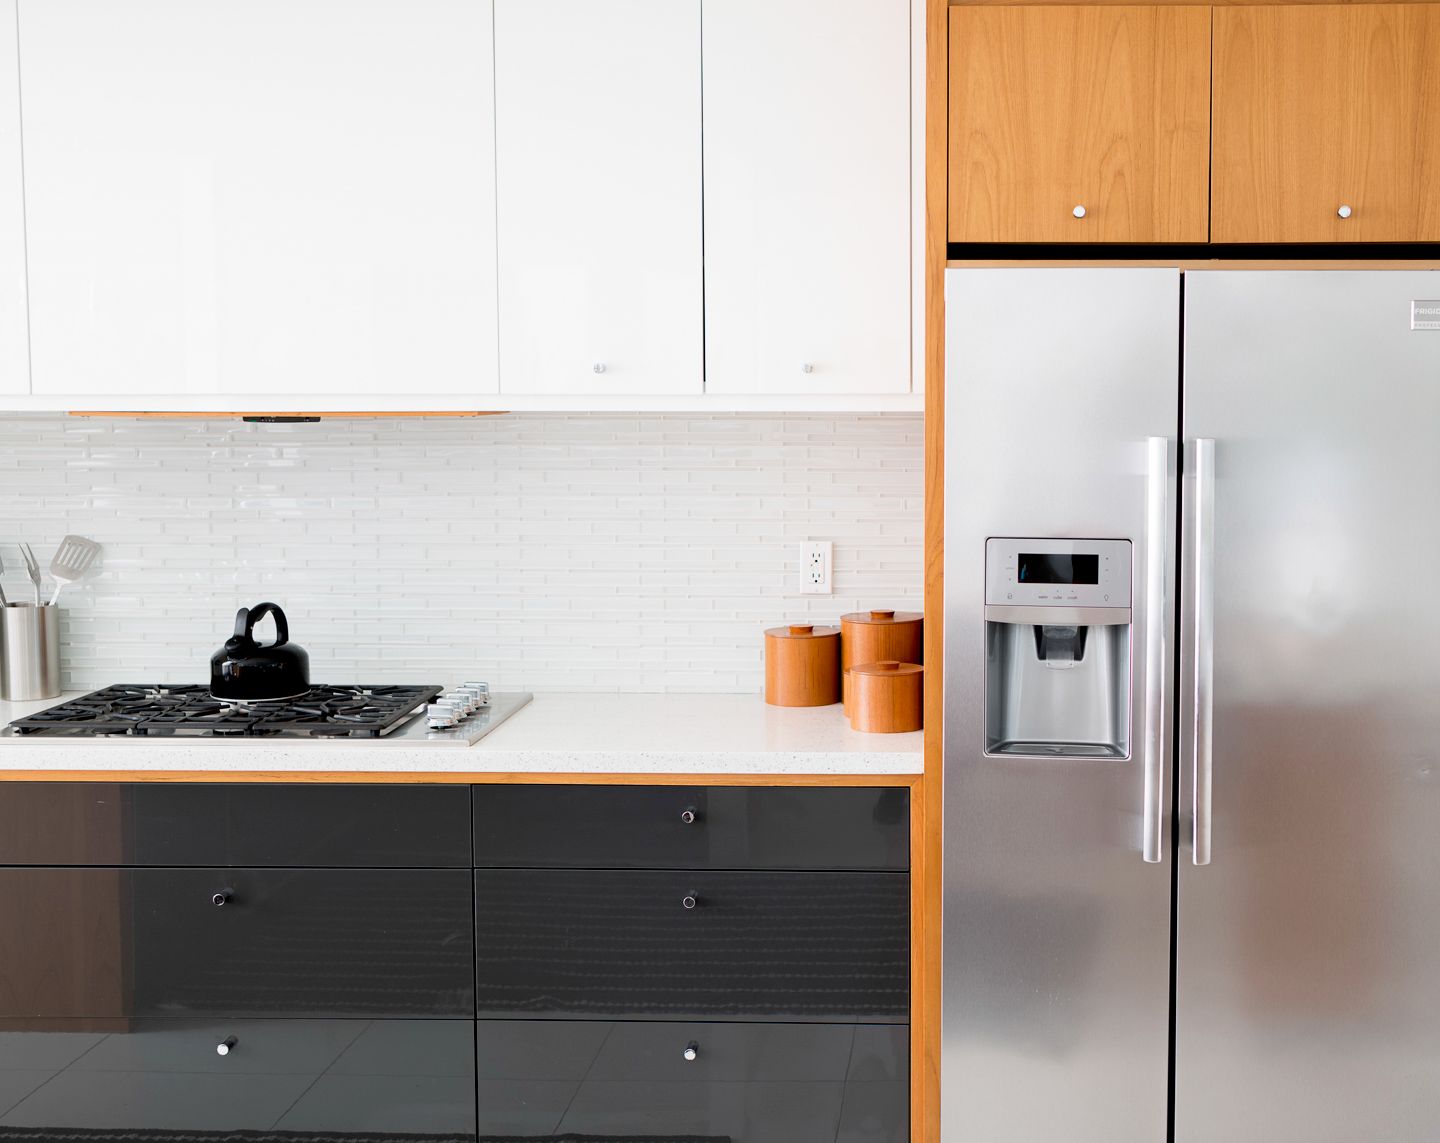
985,538,1132,608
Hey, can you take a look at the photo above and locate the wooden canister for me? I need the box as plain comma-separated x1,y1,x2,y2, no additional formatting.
840,609,923,714
848,661,924,733
764,623,841,707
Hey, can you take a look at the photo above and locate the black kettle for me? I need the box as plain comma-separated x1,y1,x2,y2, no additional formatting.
210,603,311,701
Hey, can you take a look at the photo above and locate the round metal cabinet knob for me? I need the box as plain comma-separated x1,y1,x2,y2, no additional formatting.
682,893,699,910
680,807,697,825
211,890,233,907
1337,204,1353,219
683,1041,699,1062
593,363,607,374
1072,205,1087,219
216,1036,237,1056
801,363,814,374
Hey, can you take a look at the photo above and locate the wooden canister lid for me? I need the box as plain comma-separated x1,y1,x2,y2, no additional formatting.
764,623,841,707
840,609,922,626
851,660,923,677
765,623,840,639
848,660,923,734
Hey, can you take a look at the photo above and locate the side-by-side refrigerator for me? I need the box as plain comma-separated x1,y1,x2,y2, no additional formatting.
943,269,1440,1142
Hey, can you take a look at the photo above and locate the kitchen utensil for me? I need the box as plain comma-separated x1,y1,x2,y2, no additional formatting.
1,604,61,701
210,602,311,701
848,660,923,733
47,535,101,605
18,543,42,607
0,550,8,608
840,609,923,715
763,623,841,707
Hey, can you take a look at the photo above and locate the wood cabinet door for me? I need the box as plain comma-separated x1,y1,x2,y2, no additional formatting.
19,0,499,399
495,0,703,396
948,5,1211,243
1212,5,1440,243
702,0,911,395
0,0,24,395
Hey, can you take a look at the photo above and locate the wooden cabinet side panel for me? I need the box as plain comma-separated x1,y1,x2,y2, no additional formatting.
1213,5,1440,243
948,4,1211,243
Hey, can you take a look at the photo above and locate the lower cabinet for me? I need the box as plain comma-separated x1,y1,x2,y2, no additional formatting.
0,783,912,1141
474,869,909,1020
0,868,475,1018
0,1018,476,1136
473,1020,907,1142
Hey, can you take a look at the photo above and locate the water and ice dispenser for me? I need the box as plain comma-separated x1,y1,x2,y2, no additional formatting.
984,538,1132,758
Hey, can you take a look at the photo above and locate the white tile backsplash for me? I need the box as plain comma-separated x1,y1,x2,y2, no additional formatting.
0,413,922,693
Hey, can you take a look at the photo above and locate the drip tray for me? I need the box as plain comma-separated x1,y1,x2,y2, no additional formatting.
989,740,1128,759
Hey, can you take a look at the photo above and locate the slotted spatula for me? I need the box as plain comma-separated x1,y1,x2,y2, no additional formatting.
47,535,101,605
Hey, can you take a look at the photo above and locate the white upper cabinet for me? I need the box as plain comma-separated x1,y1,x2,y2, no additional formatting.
18,0,498,400
0,0,26,395
702,0,912,395
495,0,703,396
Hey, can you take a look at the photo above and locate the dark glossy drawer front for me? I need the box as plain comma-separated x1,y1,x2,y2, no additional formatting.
472,784,909,870
475,870,908,1020
0,782,471,867
0,869,473,1018
0,1018,475,1137
474,1019,906,1142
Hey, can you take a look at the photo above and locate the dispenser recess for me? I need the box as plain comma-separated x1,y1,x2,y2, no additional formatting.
984,538,1133,758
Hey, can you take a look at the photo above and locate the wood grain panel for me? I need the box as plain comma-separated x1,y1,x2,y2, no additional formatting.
948,5,1211,242
1213,4,1440,243
918,1,949,1139
950,0,1440,6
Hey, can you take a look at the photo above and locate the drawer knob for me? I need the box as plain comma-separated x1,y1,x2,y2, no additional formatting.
216,1036,237,1056
682,893,699,910
683,1041,699,1062
1072,204,1087,219
212,889,233,907
1337,204,1353,219
680,807,698,825
801,363,814,374
593,362,607,374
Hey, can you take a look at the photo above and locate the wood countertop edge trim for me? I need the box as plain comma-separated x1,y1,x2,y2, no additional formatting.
0,769,923,786
949,258,1440,270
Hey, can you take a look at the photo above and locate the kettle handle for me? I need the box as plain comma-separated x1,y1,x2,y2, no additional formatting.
234,602,289,647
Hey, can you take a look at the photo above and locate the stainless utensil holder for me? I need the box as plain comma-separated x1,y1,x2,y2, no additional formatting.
2,604,61,701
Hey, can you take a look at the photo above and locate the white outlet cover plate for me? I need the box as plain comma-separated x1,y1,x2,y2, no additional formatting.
801,540,833,595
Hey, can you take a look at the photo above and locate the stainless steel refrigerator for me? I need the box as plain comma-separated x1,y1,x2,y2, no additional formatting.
942,268,1440,1142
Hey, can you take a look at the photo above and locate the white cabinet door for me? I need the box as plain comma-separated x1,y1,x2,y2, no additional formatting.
19,0,498,399
0,0,25,395
495,0,703,395
703,0,911,395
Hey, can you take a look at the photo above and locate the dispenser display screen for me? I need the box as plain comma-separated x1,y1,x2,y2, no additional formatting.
1017,553,1099,585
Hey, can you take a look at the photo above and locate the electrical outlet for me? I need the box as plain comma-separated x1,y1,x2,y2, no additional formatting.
801,540,833,595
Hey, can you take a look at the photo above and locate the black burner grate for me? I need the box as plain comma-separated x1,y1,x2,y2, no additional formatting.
8,684,443,738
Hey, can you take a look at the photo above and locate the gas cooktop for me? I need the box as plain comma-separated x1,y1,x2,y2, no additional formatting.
8,683,444,738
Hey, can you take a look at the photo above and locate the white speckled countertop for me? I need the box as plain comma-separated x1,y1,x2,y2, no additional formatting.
0,692,923,778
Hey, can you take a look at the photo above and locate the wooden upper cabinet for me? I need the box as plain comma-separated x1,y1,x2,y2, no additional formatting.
1212,5,1440,244
948,6,1211,244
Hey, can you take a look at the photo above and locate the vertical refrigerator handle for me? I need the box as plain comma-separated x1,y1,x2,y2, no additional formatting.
1142,437,1171,864
1191,438,1216,866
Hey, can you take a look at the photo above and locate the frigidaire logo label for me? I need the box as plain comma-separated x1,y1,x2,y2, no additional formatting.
1413,300,1440,330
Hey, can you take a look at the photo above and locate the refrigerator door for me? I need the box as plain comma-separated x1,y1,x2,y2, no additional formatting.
1177,270,1440,1143
943,269,1177,1142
